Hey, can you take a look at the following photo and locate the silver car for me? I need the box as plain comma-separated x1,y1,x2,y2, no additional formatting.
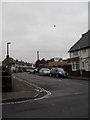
39,68,50,76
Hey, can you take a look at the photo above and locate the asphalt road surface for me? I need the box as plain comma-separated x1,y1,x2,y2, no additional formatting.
2,72,88,118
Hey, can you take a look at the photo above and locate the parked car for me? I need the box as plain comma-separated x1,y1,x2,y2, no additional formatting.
19,69,23,72
50,67,68,78
26,68,30,72
29,68,37,74
39,68,50,76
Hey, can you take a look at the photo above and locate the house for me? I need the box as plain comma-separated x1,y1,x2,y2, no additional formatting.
2,57,32,72
48,59,68,70
35,57,69,71
2,57,15,66
68,30,90,78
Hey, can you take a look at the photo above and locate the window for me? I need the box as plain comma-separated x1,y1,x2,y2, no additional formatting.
72,62,75,69
82,49,86,53
72,62,76,71
82,62,84,68
73,51,78,56
72,61,79,71
76,61,79,70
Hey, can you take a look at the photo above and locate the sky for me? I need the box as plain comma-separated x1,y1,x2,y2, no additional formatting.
2,1,88,63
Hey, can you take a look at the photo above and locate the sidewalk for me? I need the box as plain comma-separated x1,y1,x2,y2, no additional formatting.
2,77,40,103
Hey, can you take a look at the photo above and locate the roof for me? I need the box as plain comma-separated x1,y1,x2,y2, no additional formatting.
2,57,15,66
68,30,90,52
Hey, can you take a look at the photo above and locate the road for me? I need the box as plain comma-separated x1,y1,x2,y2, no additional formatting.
2,72,88,118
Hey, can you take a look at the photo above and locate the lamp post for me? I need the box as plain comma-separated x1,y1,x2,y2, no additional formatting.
7,42,11,58
6,42,11,75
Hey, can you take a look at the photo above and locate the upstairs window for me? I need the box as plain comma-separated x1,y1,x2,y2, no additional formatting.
82,49,86,54
73,51,78,56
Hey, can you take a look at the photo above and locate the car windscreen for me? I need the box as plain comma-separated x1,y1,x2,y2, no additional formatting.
41,68,50,71
45,69,50,71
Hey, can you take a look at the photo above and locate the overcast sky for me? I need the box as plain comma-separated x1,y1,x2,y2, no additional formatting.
2,2,88,63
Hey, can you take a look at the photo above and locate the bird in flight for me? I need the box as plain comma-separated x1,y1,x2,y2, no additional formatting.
54,25,56,27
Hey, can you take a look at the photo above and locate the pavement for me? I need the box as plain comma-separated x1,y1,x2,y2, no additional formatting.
2,76,41,103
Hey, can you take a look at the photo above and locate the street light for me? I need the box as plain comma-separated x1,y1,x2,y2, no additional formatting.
7,42,11,58
6,42,11,75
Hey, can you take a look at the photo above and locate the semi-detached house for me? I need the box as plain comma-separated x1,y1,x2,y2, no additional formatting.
68,30,90,78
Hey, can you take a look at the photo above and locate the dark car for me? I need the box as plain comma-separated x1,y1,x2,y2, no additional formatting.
50,67,68,78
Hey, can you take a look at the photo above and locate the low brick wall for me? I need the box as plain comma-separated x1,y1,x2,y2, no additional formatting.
69,70,80,76
82,70,90,78
69,70,90,80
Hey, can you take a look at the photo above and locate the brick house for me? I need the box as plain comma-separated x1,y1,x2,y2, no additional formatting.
68,30,90,78
48,59,68,70
36,58,69,72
